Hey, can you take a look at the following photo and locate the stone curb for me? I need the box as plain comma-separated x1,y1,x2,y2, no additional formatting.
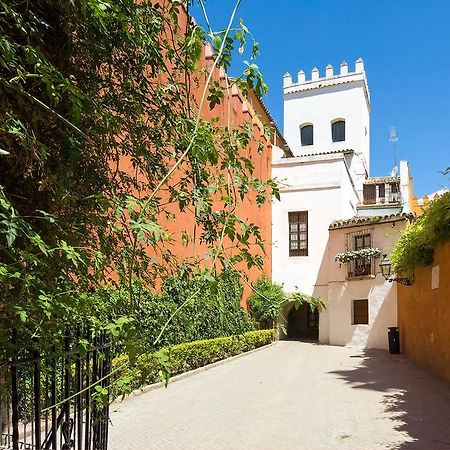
112,341,277,404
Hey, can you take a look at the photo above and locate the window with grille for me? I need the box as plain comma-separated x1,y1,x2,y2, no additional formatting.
346,229,374,278
289,211,308,256
300,125,313,146
307,308,319,328
353,299,369,324
332,120,345,142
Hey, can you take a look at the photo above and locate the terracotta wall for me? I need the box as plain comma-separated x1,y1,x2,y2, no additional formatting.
160,39,274,304
120,5,278,305
398,242,450,382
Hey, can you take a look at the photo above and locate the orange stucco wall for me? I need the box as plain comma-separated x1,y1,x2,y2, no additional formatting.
398,242,450,382
156,41,273,305
118,5,276,306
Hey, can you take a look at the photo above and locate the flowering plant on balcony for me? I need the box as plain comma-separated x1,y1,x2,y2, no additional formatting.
334,248,382,263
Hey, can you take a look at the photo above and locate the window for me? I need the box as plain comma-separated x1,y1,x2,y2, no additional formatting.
307,308,319,328
300,125,313,146
332,120,345,142
362,184,376,205
346,229,374,278
289,211,308,256
353,299,368,325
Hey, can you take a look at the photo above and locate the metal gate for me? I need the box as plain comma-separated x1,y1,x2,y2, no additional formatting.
0,329,112,450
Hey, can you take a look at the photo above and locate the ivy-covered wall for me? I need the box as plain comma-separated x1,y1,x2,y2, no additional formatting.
398,242,450,382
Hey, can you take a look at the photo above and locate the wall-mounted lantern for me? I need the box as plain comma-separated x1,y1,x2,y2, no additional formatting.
379,254,413,285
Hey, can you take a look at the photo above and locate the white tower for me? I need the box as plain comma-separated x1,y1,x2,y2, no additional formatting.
283,58,370,174
272,59,372,337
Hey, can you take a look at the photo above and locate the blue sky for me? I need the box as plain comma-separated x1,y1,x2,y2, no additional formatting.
191,0,450,196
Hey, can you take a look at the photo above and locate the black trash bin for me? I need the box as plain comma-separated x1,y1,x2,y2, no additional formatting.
388,327,400,354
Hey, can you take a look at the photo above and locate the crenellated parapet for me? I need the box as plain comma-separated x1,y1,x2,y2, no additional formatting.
285,58,365,85
283,58,370,105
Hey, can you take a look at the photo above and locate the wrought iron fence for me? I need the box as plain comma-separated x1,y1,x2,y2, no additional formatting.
0,329,112,450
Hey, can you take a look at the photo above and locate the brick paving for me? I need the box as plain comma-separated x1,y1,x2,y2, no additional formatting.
108,341,450,450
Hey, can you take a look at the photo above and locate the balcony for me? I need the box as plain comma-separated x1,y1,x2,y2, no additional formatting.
347,257,376,279
358,180,401,207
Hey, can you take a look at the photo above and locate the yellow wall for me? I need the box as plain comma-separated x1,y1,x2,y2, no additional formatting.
398,242,450,382
411,193,444,216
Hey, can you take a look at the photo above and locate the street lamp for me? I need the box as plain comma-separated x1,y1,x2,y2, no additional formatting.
379,254,413,285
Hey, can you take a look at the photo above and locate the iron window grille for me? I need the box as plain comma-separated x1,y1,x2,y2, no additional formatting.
307,308,319,328
346,229,375,278
289,211,308,256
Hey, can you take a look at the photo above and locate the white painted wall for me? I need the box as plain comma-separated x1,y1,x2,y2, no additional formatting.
272,153,358,295
272,58,404,350
283,60,370,173
322,220,407,349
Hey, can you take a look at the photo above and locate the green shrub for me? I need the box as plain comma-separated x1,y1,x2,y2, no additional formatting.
391,192,450,277
112,330,275,390
247,278,326,330
247,278,286,327
92,269,255,352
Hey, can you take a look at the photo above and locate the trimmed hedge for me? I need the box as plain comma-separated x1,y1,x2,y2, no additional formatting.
113,330,275,393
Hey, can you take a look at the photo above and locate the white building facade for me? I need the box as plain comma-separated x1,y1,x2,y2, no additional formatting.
272,59,413,349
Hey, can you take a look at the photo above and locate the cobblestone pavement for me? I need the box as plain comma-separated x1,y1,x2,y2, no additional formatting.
108,341,450,450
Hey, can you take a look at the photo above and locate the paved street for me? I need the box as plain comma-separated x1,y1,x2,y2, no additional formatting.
108,341,450,450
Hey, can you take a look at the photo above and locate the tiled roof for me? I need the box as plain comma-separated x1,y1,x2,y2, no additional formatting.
300,148,354,158
329,212,414,230
364,176,400,185
281,149,354,159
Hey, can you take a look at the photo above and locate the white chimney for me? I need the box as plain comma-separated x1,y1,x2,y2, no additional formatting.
325,64,333,78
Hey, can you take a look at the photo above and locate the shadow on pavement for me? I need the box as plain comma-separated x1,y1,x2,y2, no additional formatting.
329,349,450,450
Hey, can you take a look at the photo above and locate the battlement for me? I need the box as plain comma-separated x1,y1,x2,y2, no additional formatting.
283,58,366,88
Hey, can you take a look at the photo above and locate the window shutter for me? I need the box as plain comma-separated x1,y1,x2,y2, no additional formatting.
353,300,369,324
363,184,376,204
289,211,308,256
300,125,313,146
332,120,345,142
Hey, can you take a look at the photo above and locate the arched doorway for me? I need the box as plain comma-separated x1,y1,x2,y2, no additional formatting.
287,304,319,341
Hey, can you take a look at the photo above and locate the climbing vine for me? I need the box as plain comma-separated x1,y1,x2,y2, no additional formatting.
391,191,450,277
0,0,277,358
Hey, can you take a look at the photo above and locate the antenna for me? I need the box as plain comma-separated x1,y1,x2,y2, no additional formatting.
389,126,398,167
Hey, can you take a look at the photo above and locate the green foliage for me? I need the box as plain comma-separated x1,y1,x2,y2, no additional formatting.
0,0,277,359
247,278,286,326
247,278,326,329
289,292,326,313
112,330,275,392
391,192,450,277
93,270,254,353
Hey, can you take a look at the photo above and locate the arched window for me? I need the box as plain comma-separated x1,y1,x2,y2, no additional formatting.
332,120,345,142
300,124,313,146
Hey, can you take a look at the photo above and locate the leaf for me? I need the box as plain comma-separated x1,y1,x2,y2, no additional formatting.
155,349,171,388
0,148,10,156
